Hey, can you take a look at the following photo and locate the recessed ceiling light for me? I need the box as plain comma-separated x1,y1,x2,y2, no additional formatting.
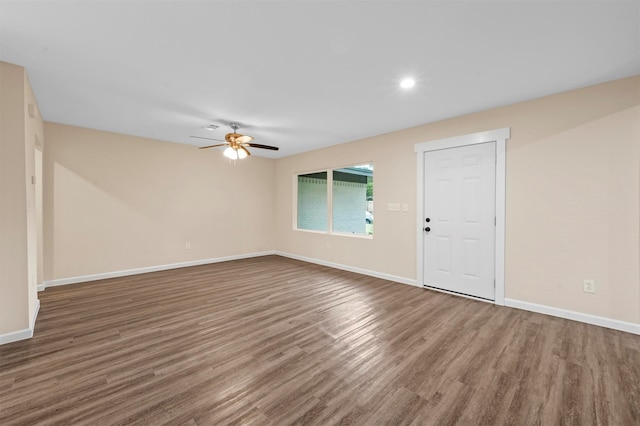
400,78,415,89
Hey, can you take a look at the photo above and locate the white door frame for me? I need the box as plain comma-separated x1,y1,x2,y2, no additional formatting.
415,128,510,305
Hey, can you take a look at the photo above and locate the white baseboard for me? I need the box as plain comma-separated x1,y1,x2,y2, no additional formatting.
505,298,640,335
40,251,276,290
0,327,33,345
31,298,40,329
0,298,40,345
275,251,417,287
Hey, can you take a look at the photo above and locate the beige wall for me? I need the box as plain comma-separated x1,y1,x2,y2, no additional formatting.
275,76,640,324
44,123,275,281
0,62,41,335
24,72,44,321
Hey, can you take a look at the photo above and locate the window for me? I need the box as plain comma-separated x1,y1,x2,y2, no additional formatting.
297,171,328,232
296,163,373,236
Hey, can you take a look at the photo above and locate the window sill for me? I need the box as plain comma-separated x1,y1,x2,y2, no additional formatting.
293,228,373,239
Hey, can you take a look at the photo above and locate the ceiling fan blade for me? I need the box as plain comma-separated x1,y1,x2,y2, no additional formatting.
198,143,228,149
236,134,253,144
190,135,225,142
239,146,251,157
247,143,279,151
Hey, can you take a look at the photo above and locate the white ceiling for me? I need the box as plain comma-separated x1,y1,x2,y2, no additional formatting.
1,1,639,158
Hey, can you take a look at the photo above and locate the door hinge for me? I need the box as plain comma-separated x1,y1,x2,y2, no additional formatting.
494,216,496,225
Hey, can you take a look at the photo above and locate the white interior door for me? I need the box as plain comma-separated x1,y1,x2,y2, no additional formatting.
423,142,496,300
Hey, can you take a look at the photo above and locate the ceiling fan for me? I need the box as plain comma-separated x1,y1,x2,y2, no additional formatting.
191,123,279,160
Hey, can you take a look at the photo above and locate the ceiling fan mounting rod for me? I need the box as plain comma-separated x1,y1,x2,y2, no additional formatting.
230,122,240,132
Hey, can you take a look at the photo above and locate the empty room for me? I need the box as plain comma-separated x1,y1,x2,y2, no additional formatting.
1,1,639,425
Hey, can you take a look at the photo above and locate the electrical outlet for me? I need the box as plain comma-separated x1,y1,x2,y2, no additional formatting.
583,279,595,294
185,242,191,250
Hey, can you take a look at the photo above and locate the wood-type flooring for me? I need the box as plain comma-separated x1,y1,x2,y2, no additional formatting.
1,255,639,425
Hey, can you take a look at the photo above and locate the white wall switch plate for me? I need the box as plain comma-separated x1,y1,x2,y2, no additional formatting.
387,203,401,212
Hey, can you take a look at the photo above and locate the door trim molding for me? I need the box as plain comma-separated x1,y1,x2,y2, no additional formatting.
415,127,510,305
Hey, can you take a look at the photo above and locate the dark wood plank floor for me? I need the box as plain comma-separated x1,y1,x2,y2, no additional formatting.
1,255,639,425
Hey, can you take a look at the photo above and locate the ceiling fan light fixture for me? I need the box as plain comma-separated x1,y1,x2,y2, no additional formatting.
223,146,248,160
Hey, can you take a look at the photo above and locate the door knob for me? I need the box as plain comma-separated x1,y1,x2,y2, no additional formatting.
425,218,431,222
424,227,431,232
